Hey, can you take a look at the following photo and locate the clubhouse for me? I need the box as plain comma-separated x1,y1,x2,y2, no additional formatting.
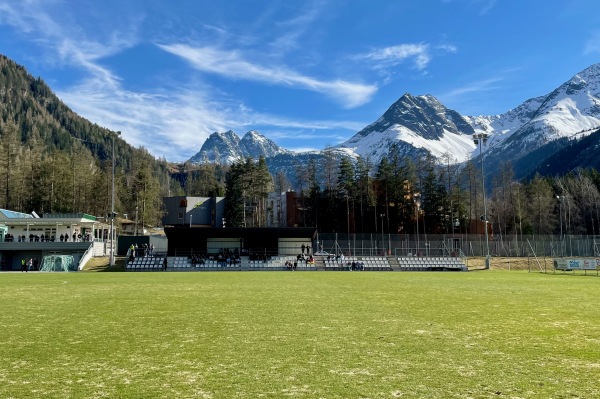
0,209,112,271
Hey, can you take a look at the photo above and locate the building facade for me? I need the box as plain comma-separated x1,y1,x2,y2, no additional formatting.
0,209,112,270
162,196,226,228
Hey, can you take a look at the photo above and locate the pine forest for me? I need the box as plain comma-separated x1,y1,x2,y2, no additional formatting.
2,54,600,238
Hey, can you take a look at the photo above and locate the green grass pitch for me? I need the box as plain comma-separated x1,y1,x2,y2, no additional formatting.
1,271,599,398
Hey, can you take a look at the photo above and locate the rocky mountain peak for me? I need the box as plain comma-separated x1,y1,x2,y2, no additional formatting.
188,130,288,164
188,130,243,164
240,130,289,159
188,63,600,181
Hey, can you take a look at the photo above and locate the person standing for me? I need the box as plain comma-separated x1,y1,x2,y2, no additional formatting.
301,244,305,255
21,258,26,272
163,256,168,271
27,258,33,272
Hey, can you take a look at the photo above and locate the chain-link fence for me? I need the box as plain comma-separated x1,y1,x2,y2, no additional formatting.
315,233,600,258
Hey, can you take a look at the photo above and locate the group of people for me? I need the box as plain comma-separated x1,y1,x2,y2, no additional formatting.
20,258,38,272
285,260,297,270
7,234,54,242
327,253,345,263
4,233,91,242
191,250,242,267
301,244,312,255
296,252,315,265
128,243,156,262
59,233,91,242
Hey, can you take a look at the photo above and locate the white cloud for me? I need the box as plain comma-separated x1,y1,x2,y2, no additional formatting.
157,43,377,108
0,1,372,160
268,4,321,54
448,77,503,96
57,82,229,162
58,75,366,161
359,43,431,71
0,0,137,89
436,44,458,53
440,76,504,101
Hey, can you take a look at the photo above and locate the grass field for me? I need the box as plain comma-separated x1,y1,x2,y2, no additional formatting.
1,270,599,398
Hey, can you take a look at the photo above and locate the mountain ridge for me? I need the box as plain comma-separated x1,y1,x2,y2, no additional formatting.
187,63,600,180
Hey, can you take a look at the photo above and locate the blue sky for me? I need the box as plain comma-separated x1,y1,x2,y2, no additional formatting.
0,0,599,162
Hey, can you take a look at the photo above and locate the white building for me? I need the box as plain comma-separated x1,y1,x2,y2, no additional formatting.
0,209,113,271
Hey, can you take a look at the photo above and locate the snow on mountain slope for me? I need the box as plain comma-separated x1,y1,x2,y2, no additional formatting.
188,63,600,180
472,63,600,158
188,130,288,164
239,130,290,159
336,93,476,164
337,124,475,162
465,95,546,149
188,130,243,164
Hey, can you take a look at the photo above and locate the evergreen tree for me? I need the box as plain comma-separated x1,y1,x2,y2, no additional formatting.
224,162,246,227
337,157,354,233
0,121,20,209
526,173,555,235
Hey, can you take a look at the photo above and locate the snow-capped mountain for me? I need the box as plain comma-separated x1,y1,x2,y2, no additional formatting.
474,63,600,177
239,130,290,159
188,130,289,164
465,96,547,148
335,93,476,163
188,63,600,180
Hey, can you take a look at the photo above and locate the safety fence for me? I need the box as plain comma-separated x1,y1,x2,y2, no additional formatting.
316,233,600,258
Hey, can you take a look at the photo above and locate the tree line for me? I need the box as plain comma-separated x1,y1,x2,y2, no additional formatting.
0,119,172,228
0,54,174,228
214,145,600,237
3,54,599,235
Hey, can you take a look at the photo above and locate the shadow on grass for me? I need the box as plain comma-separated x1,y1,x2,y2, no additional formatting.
82,257,126,272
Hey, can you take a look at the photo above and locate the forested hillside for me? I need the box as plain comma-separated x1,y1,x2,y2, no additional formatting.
2,53,600,237
0,55,174,227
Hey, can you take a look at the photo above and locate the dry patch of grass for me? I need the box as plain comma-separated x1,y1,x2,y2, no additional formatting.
2,270,600,398
466,256,555,271
81,256,126,272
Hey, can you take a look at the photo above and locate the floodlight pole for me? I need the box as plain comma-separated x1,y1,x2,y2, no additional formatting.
473,133,490,269
379,213,385,255
557,195,564,257
109,131,120,267
414,193,421,255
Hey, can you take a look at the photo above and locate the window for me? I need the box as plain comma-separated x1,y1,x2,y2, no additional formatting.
179,199,187,207
178,212,184,220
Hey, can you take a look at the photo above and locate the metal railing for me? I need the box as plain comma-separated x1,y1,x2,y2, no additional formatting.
315,233,600,258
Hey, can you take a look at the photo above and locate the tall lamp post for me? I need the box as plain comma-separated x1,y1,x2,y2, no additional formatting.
379,213,385,255
556,195,563,257
109,131,121,267
473,133,490,269
414,193,421,256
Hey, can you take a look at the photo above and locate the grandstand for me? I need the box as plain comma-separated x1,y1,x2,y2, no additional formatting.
323,256,392,271
126,254,467,272
127,255,317,271
395,256,467,271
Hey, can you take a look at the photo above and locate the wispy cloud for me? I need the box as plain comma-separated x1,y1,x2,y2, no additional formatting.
439,76,505,103
478,0,498,15
268,4,322,54
358,43,431,71
0,1,368,160
58,76,366,161
158,43,377,108
584,31,600,55
0,0,137,89
57,80,232,161
436,44,458,54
